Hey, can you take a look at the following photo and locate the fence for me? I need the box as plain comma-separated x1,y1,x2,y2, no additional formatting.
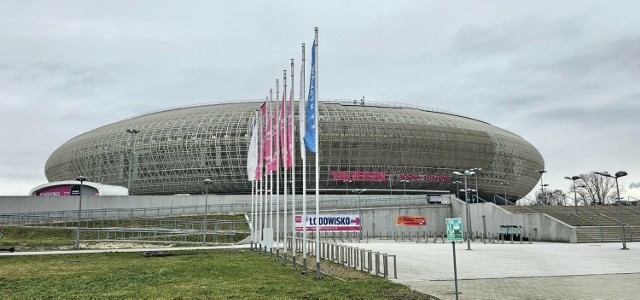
0,195,434,226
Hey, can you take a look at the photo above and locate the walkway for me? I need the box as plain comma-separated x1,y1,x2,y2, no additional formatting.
340,240,640,299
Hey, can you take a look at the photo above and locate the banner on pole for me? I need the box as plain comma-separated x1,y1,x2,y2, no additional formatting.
396,216,427,226
294,214,361,232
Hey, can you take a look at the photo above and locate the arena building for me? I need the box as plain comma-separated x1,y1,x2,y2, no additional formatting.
44,100,544,200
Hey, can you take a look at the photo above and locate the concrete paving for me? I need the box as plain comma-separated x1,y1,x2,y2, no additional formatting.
339,239,640,299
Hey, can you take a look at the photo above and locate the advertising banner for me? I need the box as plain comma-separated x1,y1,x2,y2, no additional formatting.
395,216,427,226
294,214,361,232
35,185,72,196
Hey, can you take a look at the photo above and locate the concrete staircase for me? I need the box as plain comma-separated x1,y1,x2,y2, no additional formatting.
502,205,640,243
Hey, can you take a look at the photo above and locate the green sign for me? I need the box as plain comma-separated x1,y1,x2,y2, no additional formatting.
446,218,464,242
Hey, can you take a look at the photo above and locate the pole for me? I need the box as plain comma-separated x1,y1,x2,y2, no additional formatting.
75,179,84,249
203,183,209,245
615,177,628,250
464,176,471,250
358,191,363,241
314,27,321,280
275,79,280,258
290,58,296,269
300,42,308,274
452,241,459,300
573,180,578,225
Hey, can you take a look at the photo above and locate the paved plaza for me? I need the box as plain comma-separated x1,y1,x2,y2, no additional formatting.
341,240,640,299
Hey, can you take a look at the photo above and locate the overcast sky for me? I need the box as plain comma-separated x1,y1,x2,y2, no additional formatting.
1,0,639,200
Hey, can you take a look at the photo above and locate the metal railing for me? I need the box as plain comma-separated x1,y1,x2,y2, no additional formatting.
0,195,438,226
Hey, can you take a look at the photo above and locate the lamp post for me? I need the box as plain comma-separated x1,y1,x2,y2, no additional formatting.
595,171,628,250
453,170,476,250
500,182,509,205
453,181,462,199
342,180,352,195
203,178,213,245
471,168,482,203
126,129,140,195
75,176,86,249
400,180,410,195
353,189,367,241
537,170,547,205
564,176,582,225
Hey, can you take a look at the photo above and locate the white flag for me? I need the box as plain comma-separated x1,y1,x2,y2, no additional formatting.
247,117,259,181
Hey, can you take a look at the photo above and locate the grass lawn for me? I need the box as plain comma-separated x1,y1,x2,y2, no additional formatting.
0,249,432,299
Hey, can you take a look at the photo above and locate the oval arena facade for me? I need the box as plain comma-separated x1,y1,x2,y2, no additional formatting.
45,101,544,200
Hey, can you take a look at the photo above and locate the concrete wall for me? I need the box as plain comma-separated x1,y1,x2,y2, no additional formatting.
451,198,576,242
0,195,578,242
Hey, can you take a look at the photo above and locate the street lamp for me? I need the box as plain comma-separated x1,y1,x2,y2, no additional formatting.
400,180,410,195
452,169,476,250
564,175,582,225
537,170,547,205
126,129,140,195
203,178,213,245
353,189,367,241
470,168,482,203
500,182,509,205
342,180,352,195
595,171,628,250
75,175,87,249
452,181,462,199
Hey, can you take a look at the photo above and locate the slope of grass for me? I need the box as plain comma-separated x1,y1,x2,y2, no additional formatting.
0,250,432,299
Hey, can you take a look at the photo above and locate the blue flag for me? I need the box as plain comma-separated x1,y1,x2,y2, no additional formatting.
303,39,317,153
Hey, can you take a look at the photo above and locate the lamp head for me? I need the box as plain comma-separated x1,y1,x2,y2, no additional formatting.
615,171,628,178
203,178,213,185
595,171,611,178
538,170,547,174
75,176,87,182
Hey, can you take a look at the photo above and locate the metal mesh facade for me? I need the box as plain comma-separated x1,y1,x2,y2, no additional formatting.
45,101,544,197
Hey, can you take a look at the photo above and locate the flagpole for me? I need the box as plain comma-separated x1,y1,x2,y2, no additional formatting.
313,27,321,280
289,58,296,269
267,90,273,254
249,113,256,250
260,99,267,252
282,69,288,265
299,42,307,274
275,79,281,260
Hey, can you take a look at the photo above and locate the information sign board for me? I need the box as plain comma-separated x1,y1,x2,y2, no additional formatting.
446,218,464,242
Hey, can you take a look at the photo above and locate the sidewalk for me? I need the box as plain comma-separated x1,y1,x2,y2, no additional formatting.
340,240,640,299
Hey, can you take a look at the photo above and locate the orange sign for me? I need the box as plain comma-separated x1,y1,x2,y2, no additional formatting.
395,216,427,226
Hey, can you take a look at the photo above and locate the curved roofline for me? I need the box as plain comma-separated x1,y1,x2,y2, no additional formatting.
119,99,492,125
30,181,129,196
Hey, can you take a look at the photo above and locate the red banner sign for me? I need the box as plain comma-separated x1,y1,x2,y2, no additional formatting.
395,216,427,226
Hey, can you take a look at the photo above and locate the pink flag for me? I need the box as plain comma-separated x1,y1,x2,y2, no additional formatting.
256,107,263,180
270,100,279,172
262,102,273,174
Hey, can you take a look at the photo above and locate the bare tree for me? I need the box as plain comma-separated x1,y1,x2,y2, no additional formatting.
535,189,565,205
569,172,622,205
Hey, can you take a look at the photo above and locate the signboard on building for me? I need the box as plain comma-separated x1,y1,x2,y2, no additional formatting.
395,216,427,226
294,214,361,232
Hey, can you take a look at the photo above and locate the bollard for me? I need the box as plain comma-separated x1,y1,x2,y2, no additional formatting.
529,233,532,244
374,252,380,276
383,253,388,278
360,249,365,271
367,250,373,272
520,233,523,244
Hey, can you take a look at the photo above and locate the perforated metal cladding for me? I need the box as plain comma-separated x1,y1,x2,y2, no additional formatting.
45,101,544,197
